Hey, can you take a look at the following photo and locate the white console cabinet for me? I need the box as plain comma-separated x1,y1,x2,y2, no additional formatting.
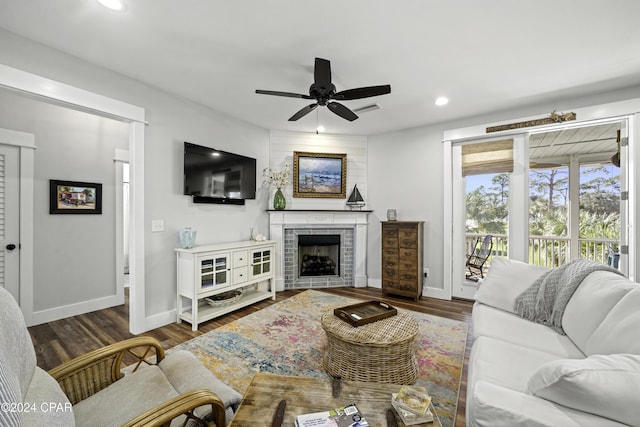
175,240,276,330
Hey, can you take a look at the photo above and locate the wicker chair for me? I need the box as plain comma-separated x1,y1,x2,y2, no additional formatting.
0,285,241,427
466,234,493,281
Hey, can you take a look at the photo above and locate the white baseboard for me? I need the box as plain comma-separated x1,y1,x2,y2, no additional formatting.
366,279,451,300
367,278,382,288
30,294,124,326
141,309,177,333
424,285,451,300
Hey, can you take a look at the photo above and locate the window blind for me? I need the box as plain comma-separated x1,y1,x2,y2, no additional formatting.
461,139,514,176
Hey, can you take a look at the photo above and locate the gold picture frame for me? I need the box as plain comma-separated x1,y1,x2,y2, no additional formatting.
293,151,347,198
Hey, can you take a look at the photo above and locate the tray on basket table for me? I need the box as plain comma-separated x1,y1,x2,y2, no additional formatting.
333,300,397,327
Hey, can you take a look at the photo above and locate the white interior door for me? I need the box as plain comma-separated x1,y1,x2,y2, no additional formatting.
0,144,20,302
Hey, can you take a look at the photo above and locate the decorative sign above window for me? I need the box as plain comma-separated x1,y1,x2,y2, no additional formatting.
486,111,576,133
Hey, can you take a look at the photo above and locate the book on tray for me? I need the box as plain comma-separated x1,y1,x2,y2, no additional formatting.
393,385,432,416
391,393,435,425
295,403,369,427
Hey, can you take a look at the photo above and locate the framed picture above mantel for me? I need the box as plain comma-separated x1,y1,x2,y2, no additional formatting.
293,151,346,198
49,180,103,214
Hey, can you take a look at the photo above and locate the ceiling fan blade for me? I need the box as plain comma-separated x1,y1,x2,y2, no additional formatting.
327,102,358,121
334,85,391,100
314,58,332,92
256,89,314,99
288,103,318,121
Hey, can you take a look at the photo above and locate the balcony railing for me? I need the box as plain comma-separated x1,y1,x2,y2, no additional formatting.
466,233,619,271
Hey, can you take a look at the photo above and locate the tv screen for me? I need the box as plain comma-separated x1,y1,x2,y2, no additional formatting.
183,142,257,201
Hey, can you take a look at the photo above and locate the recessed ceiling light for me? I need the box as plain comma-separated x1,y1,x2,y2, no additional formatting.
98,0,125,11
435,96,449,106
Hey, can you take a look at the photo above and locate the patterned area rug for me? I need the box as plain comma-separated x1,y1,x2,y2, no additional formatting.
171,290,468,427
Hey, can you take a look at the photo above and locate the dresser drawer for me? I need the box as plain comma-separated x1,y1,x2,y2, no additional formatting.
383,238,399,248
399,270,418,282
399,259,418,270
382,258,399,269
382,226,399,238
398,228,417,239
398,280,417,291
382,278,400,290
399,238,417,249
382,268,399,280
398,248,416,260
382,247,398,258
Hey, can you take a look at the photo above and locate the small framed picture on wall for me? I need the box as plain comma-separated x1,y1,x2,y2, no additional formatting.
49,180,103,214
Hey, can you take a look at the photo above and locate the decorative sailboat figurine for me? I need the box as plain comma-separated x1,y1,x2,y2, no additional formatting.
346,184,366,210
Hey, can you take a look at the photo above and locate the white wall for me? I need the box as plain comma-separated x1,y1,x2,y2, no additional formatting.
368,85,640,297
0,90,128,315
267,131,367,210
0,28,270,324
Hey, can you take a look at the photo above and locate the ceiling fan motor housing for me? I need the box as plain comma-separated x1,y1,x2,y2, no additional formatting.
309,83,336,106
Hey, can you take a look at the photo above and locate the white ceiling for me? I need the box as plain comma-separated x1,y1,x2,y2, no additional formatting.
2,1,640,136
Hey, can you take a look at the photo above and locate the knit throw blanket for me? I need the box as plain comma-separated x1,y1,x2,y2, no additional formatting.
514,259,623,334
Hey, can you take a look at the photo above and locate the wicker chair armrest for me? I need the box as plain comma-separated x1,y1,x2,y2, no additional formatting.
122,389,226,427
49,336,165,404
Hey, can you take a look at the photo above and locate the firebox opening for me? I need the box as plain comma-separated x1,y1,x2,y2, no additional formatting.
298,234,340,277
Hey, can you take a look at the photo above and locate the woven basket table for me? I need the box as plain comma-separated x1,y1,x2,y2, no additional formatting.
321,310,419,384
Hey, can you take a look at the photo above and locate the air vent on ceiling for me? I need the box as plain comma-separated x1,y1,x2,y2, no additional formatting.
352,103,381,114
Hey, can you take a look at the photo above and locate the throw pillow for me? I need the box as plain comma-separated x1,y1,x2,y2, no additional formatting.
473,257,548,313
527,354,640,425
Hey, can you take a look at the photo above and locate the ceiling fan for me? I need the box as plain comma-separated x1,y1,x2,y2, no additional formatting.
256,57,391,122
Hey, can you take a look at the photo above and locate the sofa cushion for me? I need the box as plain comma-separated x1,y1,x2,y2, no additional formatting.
585,287,640,355
527,354,640,426
160,350,242,424
73,365,177,426
472,303,584,358
468,380,629,427
469,336,562,393
474,257,548,314
23,367,75,427
562,271,637,353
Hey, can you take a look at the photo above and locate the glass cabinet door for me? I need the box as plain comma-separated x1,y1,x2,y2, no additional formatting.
251,248,271,278
199,254,230,291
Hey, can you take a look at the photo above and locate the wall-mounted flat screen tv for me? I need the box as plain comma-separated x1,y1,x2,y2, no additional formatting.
183,142,256,204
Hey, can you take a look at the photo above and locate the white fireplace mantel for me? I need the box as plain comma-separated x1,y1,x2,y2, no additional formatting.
268,210,372,291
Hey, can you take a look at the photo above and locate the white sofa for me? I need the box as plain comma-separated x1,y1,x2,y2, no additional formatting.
466,258,640,427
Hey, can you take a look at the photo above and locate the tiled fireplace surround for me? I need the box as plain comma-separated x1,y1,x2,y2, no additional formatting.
268,210,370,291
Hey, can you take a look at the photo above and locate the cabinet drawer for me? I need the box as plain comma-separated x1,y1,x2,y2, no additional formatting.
398,228,417,239
233,250,249,267
382,278,400,290
382,247,398,258
399,238,417,249
382,226,399,238
382,268,399,280
398,248,416,260
398,281,417,291
399,270,418,282
399,260,417,270
382,258,398,269
233,266,248,284
383,238,398,248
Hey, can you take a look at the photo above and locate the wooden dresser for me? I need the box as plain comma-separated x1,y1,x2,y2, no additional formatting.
381,221,424,301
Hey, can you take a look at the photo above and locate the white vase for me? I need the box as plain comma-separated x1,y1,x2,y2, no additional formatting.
179,227,197,249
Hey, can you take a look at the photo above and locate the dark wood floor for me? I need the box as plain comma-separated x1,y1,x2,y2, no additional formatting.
27,287,473,427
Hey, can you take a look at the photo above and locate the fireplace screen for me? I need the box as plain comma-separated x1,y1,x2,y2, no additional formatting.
298,234,340,277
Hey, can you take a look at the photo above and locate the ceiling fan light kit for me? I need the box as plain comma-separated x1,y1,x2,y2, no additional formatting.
256,57,391,122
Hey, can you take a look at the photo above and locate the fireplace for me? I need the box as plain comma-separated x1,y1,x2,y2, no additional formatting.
268,210,371,291
298,234,340,277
